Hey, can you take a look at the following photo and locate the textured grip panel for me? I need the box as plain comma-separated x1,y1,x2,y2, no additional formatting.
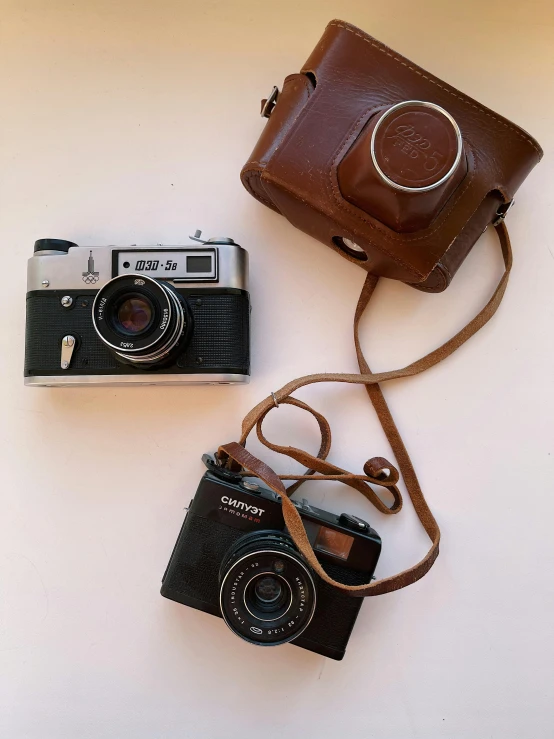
25,293,118,374
163,514,242,606
24,290,250,375
178,294,250,370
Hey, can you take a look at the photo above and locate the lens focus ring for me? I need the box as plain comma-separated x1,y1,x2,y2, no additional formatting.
92,274,192,365
219,531,317,647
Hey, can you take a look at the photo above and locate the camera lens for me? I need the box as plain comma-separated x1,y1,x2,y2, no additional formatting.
219,531,317,647
92,274,193,366
115,296,154,335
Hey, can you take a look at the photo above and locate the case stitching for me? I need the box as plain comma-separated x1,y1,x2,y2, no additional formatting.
412,274,447,292
417,262,450,292
328,21,542,157
242,168,277,209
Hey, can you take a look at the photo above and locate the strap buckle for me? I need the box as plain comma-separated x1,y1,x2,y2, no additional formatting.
493,199,515,226
260,86,279,118
271,391,280,408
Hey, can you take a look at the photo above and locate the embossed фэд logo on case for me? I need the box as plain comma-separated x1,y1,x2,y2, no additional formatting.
386,124,445,173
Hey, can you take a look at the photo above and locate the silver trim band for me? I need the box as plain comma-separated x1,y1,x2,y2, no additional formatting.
24,373,249,387
370,100,463,193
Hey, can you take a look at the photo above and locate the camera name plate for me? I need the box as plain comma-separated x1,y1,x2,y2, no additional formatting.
115,248,217,282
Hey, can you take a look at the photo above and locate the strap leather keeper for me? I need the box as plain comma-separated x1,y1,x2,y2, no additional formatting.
241,19,542,292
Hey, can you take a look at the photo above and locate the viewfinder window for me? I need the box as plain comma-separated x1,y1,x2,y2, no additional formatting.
314,526,354,560
187,255,212,273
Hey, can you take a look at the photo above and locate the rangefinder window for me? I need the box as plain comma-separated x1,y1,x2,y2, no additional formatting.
115,249,216,280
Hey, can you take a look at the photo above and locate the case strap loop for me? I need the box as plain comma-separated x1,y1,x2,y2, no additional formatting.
218,222,512,597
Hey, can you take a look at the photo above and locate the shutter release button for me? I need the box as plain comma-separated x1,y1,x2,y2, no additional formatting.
339,513,369,532
242,481,260,493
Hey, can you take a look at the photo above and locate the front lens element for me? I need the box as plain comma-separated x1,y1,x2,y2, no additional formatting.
243,573,292,621
116,296,154,335
254,575,283,605
219,531,317,647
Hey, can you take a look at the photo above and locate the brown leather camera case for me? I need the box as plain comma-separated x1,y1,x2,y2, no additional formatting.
241,19,543,291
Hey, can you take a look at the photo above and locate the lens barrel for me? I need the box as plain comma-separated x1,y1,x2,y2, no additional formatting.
92,274,192,366
219,531,317,647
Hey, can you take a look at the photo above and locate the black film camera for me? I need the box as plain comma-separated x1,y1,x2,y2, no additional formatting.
161,456,382,660
25,233,250,386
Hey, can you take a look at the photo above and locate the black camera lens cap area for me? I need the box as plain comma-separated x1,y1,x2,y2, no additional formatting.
219,532,317,647
92,274,174,353
34,238,78,253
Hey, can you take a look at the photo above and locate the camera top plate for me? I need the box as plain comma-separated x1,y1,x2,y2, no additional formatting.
192,463,381,575
27,238,248,293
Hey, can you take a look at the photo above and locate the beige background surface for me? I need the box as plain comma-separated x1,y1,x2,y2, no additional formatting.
1,1,553,737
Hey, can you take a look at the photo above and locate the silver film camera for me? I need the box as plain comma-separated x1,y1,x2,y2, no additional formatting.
25,232,250,387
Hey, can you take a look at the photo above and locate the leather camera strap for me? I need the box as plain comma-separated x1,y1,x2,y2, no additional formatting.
218,222,512,597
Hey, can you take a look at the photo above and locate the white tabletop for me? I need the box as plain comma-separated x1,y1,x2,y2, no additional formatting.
1,2,553,737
